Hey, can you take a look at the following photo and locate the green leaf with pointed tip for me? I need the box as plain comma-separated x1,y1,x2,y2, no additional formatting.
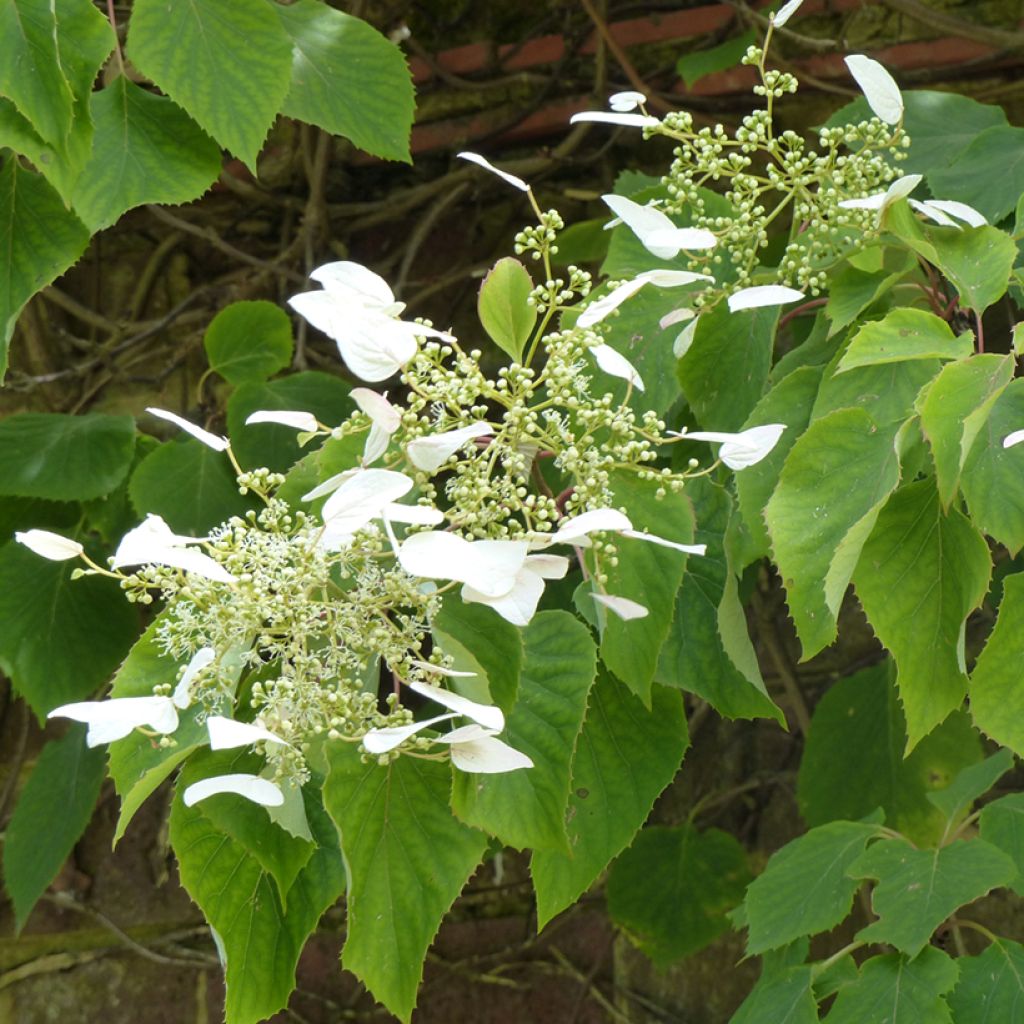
0,159,89,374
656,480,779,720
677,29,756,87
848,838,1015,957
531,676,688,927
825,254,914,337
926,748,1014,827
765,409,900,659
854,479,991,750
836,309,971,372
451,611,595,852
947,938,1024,1024
744,819,881,956
0,412,135,500
677,303,778,431
129,437,255,536
607,823,749,965
970,572,1024,754
126,0,292,172
323,742,487,1023
595,473,693,704
735,365,822,563
70,78,222,232
433,595,522,712
227,371,353,473
961,380,1024,554
980,794,1024,896
730,966,818,1024
824,948,958,1024
928,125,1024,224
171,770,346,1024
798,661,982,847
929,226,1017,314
3,726,105,931
275,0,413,163
0,542,138,719
204,300,294,385
931,364,1020,512
477,257,536,363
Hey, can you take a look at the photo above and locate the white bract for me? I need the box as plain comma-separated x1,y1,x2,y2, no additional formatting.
592,593,649,620
620,530,707,556
728,285,805,312
844,54,903,125
589,343,645,392
183,773,284,808
602,194,718,260
457,151,530,192
579,268,713,328
570,110,660,129
673,316,700,358
1003,429,1024,449
679,424,787,469
113,514,236,584
772,0,804,27
406,422,495,473
839,174,922,223
206,715,291,749
147,407,229,452
462,553,569,626
398,532,529,598
288,261,452,382
15,530,84,561
318,469,415,548
608,90,647,112
408,680,505,731
434,724,534,773
245,410,319,432
172,647,216,709
350,387,401,464
909,198,987,229
49,696,179,747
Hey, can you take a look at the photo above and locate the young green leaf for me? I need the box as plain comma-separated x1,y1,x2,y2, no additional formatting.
532,676,689,927
204,300,294,385
980,794,1024,896
452,610,596,851
853,479,991,750
926,748,1014,828
607,823,749,965
928,225,1017,314
730,965,818,1024
824,254,915,337
477,257,537,363
323,743,487,1023
836,309,972,372
3,726,105,931
947,938,1024,1023
677,30,757,88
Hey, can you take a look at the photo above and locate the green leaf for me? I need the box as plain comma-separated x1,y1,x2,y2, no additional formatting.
970,572,1024,754
0,158,89,373
227,371,352,473
926,748,1014,828
126,0,293,172
3,726,105,931
451,610,595,852
476,257,536,363
928,125,1024,224
0,412,135,500
0,542,138,718
929,226,1017,314
730,966,818,1024
962,380,1024,553
848,838,1015,957
0,0,73,146
824,948,958,1024
947,938,1024,1024
607,823,749,965
656,480,779,719
433,595,522,712
854,479,991,749
798,660,983,847
593,473,694,703
171,773,346,1024
275,0,414,163
204,300,293,385
677,303,778,431
734,365,822,562
825,255,914,337
323,742,487,1023
744,819,881,955
69,77,222,232
531,676,688,927
765,409,900,659
677,30,756,88
836,309,971,372
129,437,254,536
813,353,939,429
917,354,1014,509
980,795,1024,896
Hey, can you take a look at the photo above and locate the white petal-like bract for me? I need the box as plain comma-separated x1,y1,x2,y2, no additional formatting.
207,715,291,750
772,0,804,27
113,515,236,584
682,424,787,469
918,199,987,228
311,260,396,309
49,696,179,747
602,194,718,260
461,553,569,626
727,285,805,312
659,307,695,330
844,54,903,125
457,151,530,192
620,530,708,556
1004,429,1024,449
608,90,647,112
673,317,700,358
592,593,649,620
398,531,529,598
146,408,229,452
406,422,494,473
351,387,401,464
321,469,414,535
245,410,319,432
15,530,84,561
545,508,633,545
589,344,645,392
408,680,505,731
183,773,285,808
570,111,660,129
362,713,459,753
436,726,535,773
173,647,216,709
409,659,477,678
